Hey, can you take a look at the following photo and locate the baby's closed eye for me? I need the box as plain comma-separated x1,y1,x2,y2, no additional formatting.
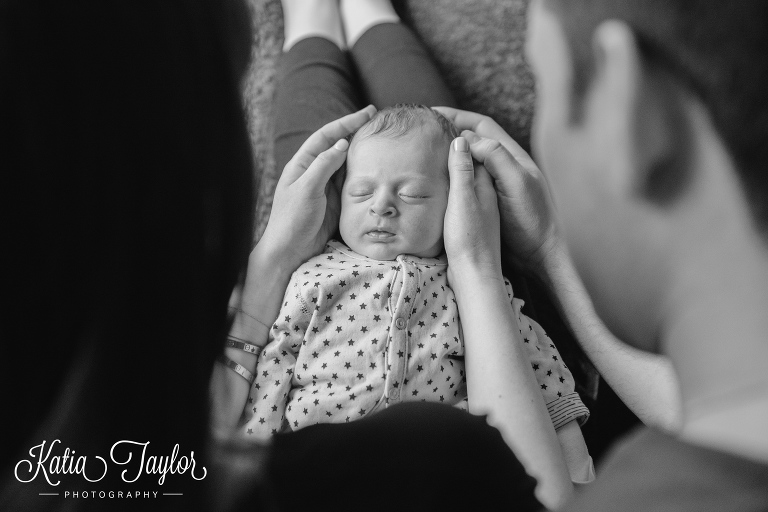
399,189,431,199
348,188,373,198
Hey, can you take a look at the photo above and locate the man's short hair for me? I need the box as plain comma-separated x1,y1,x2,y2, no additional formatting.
544,0,768,236
352,104,460,146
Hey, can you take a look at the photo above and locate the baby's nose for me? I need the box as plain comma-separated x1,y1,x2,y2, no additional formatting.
371,203,396,217
370,196,397,217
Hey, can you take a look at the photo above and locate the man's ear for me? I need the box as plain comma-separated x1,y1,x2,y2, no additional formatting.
589,20,691,206
585,21,643,197
633,66,693,206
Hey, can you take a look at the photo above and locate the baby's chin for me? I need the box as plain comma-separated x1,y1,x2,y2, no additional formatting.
343,237,442,261
347,241,400,261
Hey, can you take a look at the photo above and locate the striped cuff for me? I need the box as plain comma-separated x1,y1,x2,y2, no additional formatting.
546,391,590,430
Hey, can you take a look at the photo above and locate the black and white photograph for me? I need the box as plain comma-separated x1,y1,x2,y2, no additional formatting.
3,0,767,510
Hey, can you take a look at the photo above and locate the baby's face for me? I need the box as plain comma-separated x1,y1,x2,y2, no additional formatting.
339,129,450,261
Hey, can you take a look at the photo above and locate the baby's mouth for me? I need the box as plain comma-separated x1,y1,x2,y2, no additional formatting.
366,229,395,239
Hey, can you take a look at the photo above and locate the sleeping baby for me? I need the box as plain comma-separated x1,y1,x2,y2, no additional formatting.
240,105,588,439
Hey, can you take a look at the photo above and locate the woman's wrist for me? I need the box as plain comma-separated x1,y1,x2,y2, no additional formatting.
228,307,272,342
521,235,572,296
448,259,506,302
537,242,591,310
244,242,294,296
232,242,295,340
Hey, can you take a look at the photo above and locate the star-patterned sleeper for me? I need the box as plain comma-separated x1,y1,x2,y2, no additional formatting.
241,240,589,439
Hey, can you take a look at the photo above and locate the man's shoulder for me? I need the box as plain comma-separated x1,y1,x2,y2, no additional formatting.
566,428,768,512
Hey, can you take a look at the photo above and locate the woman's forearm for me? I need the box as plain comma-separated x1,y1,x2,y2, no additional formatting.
237,243,299,334
211,243,295,432
539,243,683,431
452,269,573,510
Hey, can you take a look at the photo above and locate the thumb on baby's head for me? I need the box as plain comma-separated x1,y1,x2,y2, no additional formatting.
448,137,476,191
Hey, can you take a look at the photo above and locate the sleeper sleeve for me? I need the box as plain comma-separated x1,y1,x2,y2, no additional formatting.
503,278,590,430
241,277,311,440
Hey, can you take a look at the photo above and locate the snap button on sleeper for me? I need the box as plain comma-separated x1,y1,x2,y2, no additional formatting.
395,317,406,329
390,389,399,399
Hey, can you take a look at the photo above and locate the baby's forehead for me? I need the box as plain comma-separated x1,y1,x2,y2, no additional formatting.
346,127,450,179
352,122,448,148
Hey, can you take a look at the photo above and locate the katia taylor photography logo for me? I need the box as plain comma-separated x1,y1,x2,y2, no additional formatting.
14,440,207,500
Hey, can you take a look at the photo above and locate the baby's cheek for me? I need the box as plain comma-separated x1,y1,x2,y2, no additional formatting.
338,204,357,242
411,205,447,250
429,199,450,243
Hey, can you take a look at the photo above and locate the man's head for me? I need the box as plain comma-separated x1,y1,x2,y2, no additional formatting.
339,105,459,261
526,0,768,351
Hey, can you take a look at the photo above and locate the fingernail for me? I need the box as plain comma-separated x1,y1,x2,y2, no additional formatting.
453,137,469,153
363,104,377,118
334,139,349,151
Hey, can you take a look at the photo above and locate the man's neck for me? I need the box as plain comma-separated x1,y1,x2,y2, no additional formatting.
654,104,768,462
663,222,768,463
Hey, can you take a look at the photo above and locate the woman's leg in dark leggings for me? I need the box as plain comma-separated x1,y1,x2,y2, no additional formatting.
350,22,458,109
272,37,364,173
274,17,458,172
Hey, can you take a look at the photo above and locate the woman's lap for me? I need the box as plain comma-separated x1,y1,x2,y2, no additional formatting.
273,22,458,171
273,36,363,172
349,22,457,110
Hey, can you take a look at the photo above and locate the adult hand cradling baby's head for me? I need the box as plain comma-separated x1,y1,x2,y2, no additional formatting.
442,136,502,284
436,106,559,276
258,105,376,272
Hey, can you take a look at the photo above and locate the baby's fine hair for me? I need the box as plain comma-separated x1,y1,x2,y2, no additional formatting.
351,104,460,145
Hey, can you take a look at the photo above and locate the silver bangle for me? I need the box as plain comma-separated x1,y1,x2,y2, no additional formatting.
226,336,263,356
217,354,255,385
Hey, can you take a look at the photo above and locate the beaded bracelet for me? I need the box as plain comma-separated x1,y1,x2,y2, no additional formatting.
217,354,255,385
225,335,263,357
